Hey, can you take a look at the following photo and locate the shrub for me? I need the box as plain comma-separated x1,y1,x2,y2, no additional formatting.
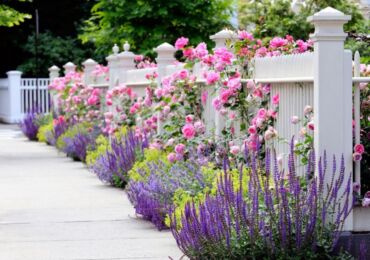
20,111,51,141
127,160,215,230
169,147,354,259
20,111,40,140
91,130,148,187
56,123,100,162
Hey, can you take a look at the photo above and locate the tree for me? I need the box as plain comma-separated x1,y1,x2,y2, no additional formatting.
17,31,102,76
0,0,31,27
79,0,233,56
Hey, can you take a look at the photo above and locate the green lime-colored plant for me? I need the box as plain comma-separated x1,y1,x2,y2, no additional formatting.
128,148,169,182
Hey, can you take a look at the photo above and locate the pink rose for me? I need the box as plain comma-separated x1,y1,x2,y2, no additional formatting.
238,30,254,41
206,71,220,85
175,143,186,154
307,121,314,131
167,153,176,163
354,144,365,154
87,95,99,106
106,99,113,106
257,108,267,119
185,115,194,123
175,37,189,50
353,152,362,161
230,145,240,155
304,105,313,115
182,124,196,139
291,116,299,124
194,42,208,59
194,121,205,133
272,94,280,105
248,125,257,135
178,70,188,80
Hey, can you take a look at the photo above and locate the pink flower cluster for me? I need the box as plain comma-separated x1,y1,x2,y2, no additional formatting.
353,143,365,161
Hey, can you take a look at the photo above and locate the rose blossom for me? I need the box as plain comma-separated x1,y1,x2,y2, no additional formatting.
291,116,299,124
167,153,176,163
206,71,220,85
175,37,189,49
185,115,194,123
304,105,313,115
354,144,365,154
272,94,280,105
194,121,205,133
353,152,362,161
175,143,186,154
182,124,196,139
230,145,240,155
248,125,257,135
307,121,314,131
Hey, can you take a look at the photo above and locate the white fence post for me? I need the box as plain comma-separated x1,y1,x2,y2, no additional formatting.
308,7,353,230
48,65,60,80
7,71,22,123
154,42,176,134
63,62,76,75
48,65,60,114
106,44,120,89
117,41,135,84
210,29,237,138
82,58,98,85
353,51,361,190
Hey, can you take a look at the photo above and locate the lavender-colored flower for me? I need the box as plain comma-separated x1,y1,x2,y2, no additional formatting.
169,139,357,259
92,131,148,187
127,160,210,230
20,111,39,140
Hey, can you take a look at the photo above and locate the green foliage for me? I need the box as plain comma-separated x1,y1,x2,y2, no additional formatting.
36,115,53,143
166,166,255,227
0,1,31,27
17,31,101,76
238,0,368,41
56,123,88,151
85,134,109,166
79,0,233,56
128,148,169,182
86,126,128,166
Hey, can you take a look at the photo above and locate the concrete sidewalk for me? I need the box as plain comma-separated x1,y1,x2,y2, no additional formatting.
0,125,182,260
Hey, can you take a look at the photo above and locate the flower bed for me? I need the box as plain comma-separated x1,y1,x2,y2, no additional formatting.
21,30,369,259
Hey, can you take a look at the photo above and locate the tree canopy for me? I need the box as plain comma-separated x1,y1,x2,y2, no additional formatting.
0,0,31,27
79,0,234,56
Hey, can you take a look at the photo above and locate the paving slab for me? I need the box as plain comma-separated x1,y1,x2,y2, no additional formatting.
0,125,183,260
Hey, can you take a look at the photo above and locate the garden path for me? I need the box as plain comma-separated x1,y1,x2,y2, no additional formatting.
0,124,182,260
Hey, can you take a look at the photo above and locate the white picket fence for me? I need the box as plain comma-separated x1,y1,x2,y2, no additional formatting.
0,71,51,123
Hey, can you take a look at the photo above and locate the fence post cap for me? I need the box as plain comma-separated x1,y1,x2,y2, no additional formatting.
308,7,350,41
210,29,237,40
6,70,22,76
48,65,60,72
82,58,97,66
154,42,175,52
308,7,350,22
63,62,76,68
113,44,119,54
